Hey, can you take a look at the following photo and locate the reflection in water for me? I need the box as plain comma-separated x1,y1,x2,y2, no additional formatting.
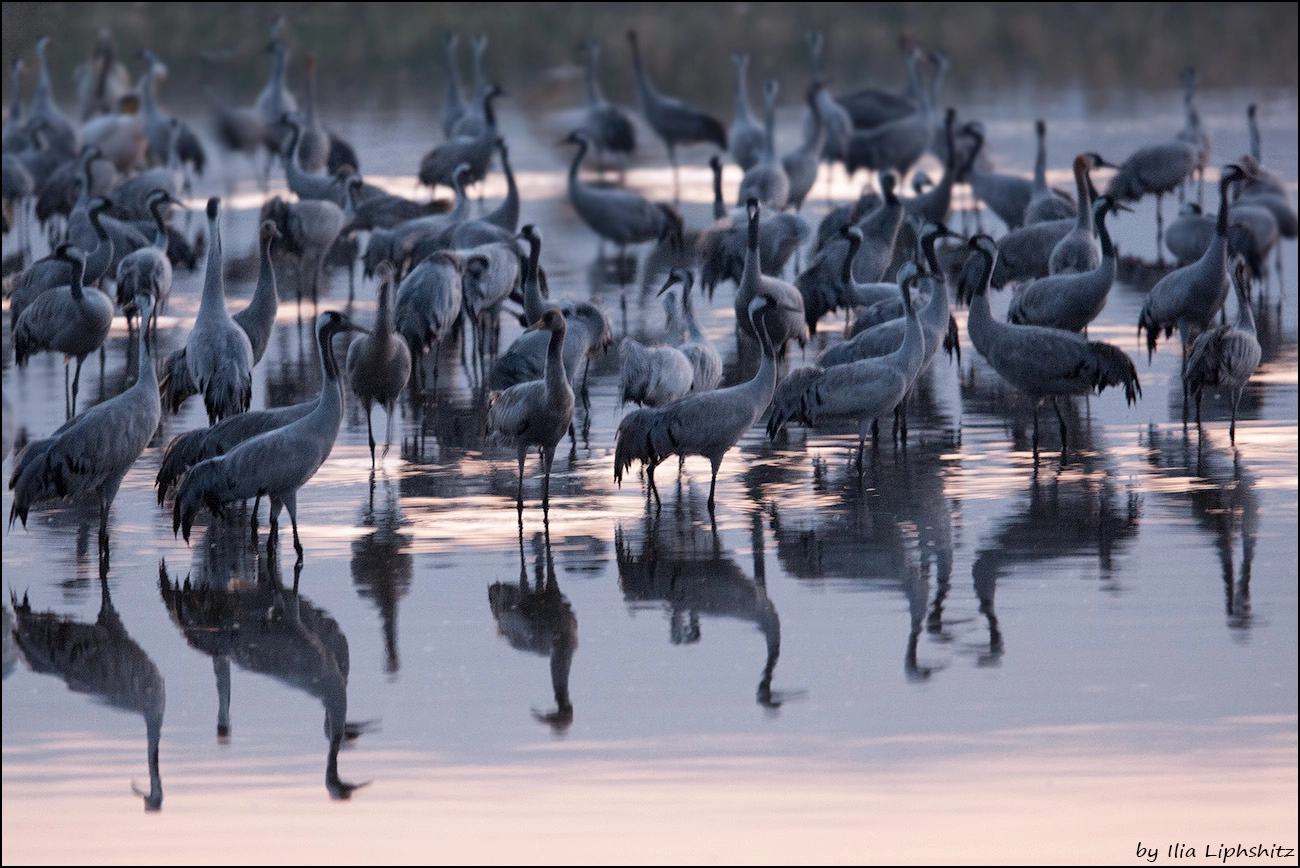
770,437,956,678
964,471,1141,663
351,474,414,675
488,524,578,730
11,562,164,810
616,505,793,708
1143,426,1259,632
159,527,371,798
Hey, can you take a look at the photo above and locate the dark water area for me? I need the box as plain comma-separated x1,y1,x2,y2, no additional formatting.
2,85,1297,861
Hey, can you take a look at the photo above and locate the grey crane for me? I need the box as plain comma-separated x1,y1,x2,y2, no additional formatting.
978,213,1077,291
697,154,809,297
347,262,413,467
823,224,961,367
260,192,345,303
1175,67,1212,206
73,29,131,121
959,122,1033,231
965,234,1141,456
1023,120,1077,225
440,34,469,139
418,84,502,193
579,39,636,178
115,188,180,334
767,264,926,463
295,53,330,174
782,82,825,213
736,80,790,212
1008,196,1126,333
29,37,80,159
728,53,765,172
734,199,808,357
458,237,523,372
843,51,933,185
618,286,695,408
13,244,114,418
660,267,723,393
796,222,872,335
277,114,345,205
449,34,492,139
173,310,368,559
626,29,727,199
161,219,281,414
902,108,959,227
488,225,613,394
1048,153,1113,275
11,575,164,810
2,390,14,462
1138,165,1246,373
1165,198,1277,291
1106,136,1198,250
486,309,576,512
9,195,113,329
1184,258,1261,443
837,39,925,131
803,31,854,180
365,163,472,277
255,38,298,177
10,292,160,554
395,250,464,396
615,295,781,512
562,129,683,257
177,198,254,424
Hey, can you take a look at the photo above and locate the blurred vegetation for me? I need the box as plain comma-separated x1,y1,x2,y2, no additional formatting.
3,2,1297,116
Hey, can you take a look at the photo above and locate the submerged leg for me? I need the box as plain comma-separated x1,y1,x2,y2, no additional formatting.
516,445,527,510
383,401,396,458
284,491,303,561
646,462,661,510
707,457,721,512
1032,403,1041,458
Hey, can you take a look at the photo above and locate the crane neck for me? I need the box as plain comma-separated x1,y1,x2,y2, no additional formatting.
762,85,778,159
567,137,588,185
960,129,985,178
1235,275,1257,335
683,280,706,342
585,49,604,107
199,213,232,321
444,38,463,105
34,41,52,108
926,61,946,114
304,61,319,125
269,43,288,94
449,171,471,222
135,298,156,367
249,230,279,322
904,50,924,103
149,198,170,251
963,247,997,354
1073,160,1095,234
486,145,518,231
471,39,489,104
1248,109,1261,162
68,253,87,301
839,232,863,287
1096,204,1115,262
747,312,779,404
1032,126,1048,192
139,62,158,117
377,276,396,337
522,235,546,322
800,91,825,156
733,56,755,123
629,36,657,105
544,323,568,391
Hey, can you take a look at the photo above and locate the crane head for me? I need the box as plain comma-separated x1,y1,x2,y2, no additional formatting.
206,197,220,221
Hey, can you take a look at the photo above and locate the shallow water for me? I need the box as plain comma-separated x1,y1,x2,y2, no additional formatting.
3,89,1297,863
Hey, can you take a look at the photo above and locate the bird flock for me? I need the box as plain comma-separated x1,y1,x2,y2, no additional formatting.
3,19,1292,567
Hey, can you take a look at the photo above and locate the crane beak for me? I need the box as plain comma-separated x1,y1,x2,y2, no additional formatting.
523,318,546,333
656,274,680,296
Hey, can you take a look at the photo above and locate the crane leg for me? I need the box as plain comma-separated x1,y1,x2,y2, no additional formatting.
383,401,396,459
284,491,303,561
646,462,661,510
365,404,376,469
71,356,85,418
516,446,527,510
250,494,261,542
267,494,282,557
1032,403,1040,458
1052,396,1068,452
707,463,719,514
541,446,555,511
1230,397,1238,445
